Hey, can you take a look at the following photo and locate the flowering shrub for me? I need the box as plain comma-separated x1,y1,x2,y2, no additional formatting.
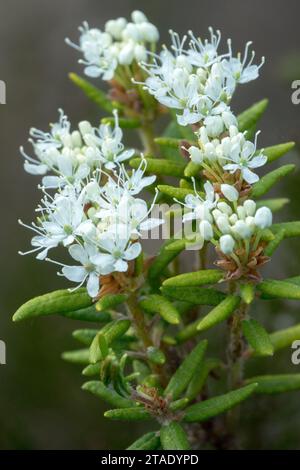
14,10,300,450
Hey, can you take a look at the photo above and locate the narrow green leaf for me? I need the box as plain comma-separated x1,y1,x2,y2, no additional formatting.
157,184,192,201
160,422,190,450
96,294,127,312
237,99,269,132
89,319,131,363
258,279,300,300
155,137,182,148
184,161,202,178
164,340,207,400
101,116,141,128
69,73,120,113
245,374,300,394
185,358,220,401
147,347,166,365
61,305,111,323
130,157,186,177
197,295,240,332
13,288,92,322
72,329,98,346
104,407,151,421
271,221,300,238
242,319,274,356
270,323,300,352
179,178,194,189
62,348,90,365
252,164,295,198
256,198,290,212
264,142,295,163
265,228,286,256
161,286,226,306
163,269,223,288
127,432,160,450
165,235,204,252
183,383,257,422
82,381,135,408
140,295,180,325
169,398,190,411
82,363,101,377
176,319,200,344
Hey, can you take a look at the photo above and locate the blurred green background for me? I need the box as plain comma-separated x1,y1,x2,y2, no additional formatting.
1,0,300,449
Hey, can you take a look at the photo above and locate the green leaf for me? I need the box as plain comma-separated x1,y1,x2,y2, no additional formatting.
160,422,190,450
242,319,274,356
271,221,300,238
155,137,182,148
176,319,200,344
127,432,160,450
82,381,135,408
264,228,286,256
237,99,268,132
140,295,180,324
161,286,226,306
184,161,202,178
180,179,194,189
89,319,131,363
251,164,295,198
169,397,190,411
101,116,141,129
164,235,204,252
185,358,220,401
183,383,257,422
264,142,295,163
69,73,120,113
197,295,240,332
164,340,207,400
61,305,111,323
245,374,300,394
82,363,101,377
62,348,90,365
146,347,166,365
104,407,151,421
96,294,127,312
148,239,186,288
270,323,300,352
13,288,92,322
130,157,186,177
72,329,98,346
258,279,300,300
163,269,223,288
256,198,290,212
157,184,192,201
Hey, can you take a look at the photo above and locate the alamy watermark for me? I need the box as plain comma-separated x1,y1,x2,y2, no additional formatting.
0,340,6,365
291,340,300,365
0,80,6,104
291,80,300,104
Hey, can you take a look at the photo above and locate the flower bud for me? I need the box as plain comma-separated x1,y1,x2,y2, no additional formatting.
131,10,148,23
212,209,222,221
229,213,238,224
216,215,231,234
237,206,246,220
245,216,256,232
217,202,232,216
221,184,239,202
79,121,93,136
220,234,235,254
243,199,256,217
232,220,252,239
105,18,127,39
204,115,224,138
138,22,159,42
188,145,203,163
71,130,82,148
199,220,213,240
119,42,135,65
122,23,141,42
254,206,273,229
134,44,147,62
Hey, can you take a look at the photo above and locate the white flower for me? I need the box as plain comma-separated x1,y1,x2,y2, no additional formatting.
231,220,252,239
254,206,273,229
222,40,265,84
244,200,256,217
220,234,235,254
182,181,218,225
199,220,213,240
223,131,267,184
220,184,239,202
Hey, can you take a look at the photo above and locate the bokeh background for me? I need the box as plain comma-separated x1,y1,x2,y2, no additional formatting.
0,0,300,449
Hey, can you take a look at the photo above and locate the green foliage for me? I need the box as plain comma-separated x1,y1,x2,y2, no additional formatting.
161,285,226,305
127,432,160,450
197,295,240,332
270,323,300,351
237,99,268,132
242,319,274,356
82,381,135,408
246,375,300,394
252,164,295,198
160,422,190,450
258,279,300,300
130,157,186,177
263,142,295,163
163,269,223,287
140,295,181,324
104,407,151,421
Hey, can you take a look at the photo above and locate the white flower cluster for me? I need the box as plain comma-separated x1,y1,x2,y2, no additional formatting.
140,29,264,127
20,109,135,188
66,10,159,80
188,125,267,184
181,181,272,255
19,112,162,298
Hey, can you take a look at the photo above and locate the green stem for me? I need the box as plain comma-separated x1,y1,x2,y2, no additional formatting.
138,123,158,155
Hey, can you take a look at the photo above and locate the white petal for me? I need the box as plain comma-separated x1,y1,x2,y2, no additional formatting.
242,168,259,184
123,242,142,261
62,266,86,282
87,272,100,298
69,244,88,264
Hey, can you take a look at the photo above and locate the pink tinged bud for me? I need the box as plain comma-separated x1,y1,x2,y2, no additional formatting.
221,184,239,202
254,206,273,229
220,234,235,254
